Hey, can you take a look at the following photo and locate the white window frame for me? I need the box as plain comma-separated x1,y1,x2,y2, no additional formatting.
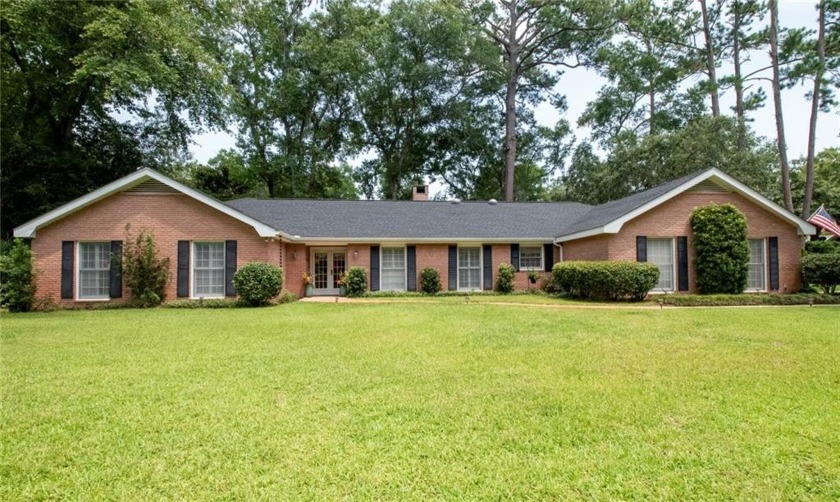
76,241,111,301
380,246,407,291
518,245,544,271
747,238,767,292
192,241,226,299
457,246,483,291
647,238,676,293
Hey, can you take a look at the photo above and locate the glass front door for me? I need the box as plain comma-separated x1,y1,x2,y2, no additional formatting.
311,248,346,295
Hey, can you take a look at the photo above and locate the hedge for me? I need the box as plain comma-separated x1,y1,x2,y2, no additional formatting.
551,261,660,301
690,204,749,294
802,254,840,294
658,293,840,307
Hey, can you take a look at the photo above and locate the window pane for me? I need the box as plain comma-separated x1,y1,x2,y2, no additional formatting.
747,239,765,290
78,242,110,299
193,242,225,297
458,247,481,290
520,246,542,269
647,239,674,291
381,248,405,291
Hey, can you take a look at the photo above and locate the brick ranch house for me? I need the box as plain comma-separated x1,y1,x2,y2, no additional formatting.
14,168,815,304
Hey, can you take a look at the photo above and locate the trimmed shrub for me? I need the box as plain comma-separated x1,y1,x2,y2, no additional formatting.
551,261,660,301
122,227,170,307
802,254,840,294
659,293,840,306
805,240,840,255
0,239,36,312
419,267,441,295
495,262,515,294
690,204,749,294
232,262,283,306
344,266,367,297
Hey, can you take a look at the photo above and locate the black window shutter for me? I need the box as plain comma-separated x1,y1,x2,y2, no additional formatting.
177,241,190,298
768,237,779,290
448,245,458,290
61,241,74,299
482,245,492,290
677,236,689,292
370,246,380,291
406,246,417,291
636,236,647,262
511,243,520,272
225,240,237,297
109,241,123,298
544,243,554,272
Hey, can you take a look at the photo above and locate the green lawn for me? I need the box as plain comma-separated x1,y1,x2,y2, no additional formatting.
2,304,839,500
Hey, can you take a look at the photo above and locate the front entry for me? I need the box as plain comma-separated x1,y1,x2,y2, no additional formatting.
311,248,347,295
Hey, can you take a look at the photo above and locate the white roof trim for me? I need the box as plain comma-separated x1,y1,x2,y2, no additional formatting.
555,168,816,243
13,168,282,239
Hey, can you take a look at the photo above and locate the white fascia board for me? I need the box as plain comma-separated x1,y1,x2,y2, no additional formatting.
285,237,555,244
553,168,816,244
13,168,283,239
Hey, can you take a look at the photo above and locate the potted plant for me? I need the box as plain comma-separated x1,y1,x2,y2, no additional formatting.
337,272,347,296
302,272,313,297
527,270,540,292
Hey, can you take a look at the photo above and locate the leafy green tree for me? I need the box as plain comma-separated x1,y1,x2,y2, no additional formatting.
793,148,840,216
0,0,225,237
565,117,779,204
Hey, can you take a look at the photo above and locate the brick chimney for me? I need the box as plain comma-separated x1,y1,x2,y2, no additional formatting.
412,185,429,201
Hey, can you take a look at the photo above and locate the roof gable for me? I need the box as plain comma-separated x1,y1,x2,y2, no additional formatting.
555,169,816,242
13,169,279,238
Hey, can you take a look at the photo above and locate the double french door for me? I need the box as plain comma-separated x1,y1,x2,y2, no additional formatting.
311,248,347,295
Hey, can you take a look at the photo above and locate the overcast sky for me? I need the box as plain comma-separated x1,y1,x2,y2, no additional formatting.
189,0,839,196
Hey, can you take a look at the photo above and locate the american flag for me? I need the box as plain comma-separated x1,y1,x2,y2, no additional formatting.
808,205,840,238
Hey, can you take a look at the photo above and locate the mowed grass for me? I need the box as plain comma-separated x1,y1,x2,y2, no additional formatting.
2,304,839,500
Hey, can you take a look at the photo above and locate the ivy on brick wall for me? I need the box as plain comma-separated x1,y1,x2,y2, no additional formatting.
690,204,749,294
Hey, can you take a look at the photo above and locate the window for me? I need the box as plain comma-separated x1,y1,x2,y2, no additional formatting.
193,242,225,297
380,247,406,291
78,242,110,299
747,239,766,290
458,247,481,290
519,245,543,270
647,238,675,291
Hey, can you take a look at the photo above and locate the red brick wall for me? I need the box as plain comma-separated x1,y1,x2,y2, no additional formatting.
562,235,611,261
606,191,803,292
32,193,274,305
415,244,451,291
281,242,309,297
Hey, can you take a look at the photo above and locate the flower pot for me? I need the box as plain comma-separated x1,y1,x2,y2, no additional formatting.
339,285,347,296
304,284,314,297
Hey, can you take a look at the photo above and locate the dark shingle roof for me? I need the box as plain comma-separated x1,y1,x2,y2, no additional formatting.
225,199,592,239
225,171,705,240
557,171,704,237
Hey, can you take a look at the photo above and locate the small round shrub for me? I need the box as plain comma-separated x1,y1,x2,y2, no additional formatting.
420,267,441,295
0,239,36,312
802,254,840,294
690,203,749,294
122,227,170,307
551,261,660,301
232,262,283,306
344,266,367,297
495,262,515,294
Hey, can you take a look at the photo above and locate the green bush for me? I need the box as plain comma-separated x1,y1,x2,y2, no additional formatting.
419,267,441,295
551,261,660,301
122,227,170,307
690,204,749,294
0,239,36,312
658,293,840,306
495,262,515,294
232,262,283,306
805,240,840,254
344,266,367,297
164,298,243,309
802,254,840,294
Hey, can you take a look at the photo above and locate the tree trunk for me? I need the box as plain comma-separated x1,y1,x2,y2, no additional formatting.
503,3,519,202
700,0,721,117
769,0,794,211
732,6,746,151
802,1,825,220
